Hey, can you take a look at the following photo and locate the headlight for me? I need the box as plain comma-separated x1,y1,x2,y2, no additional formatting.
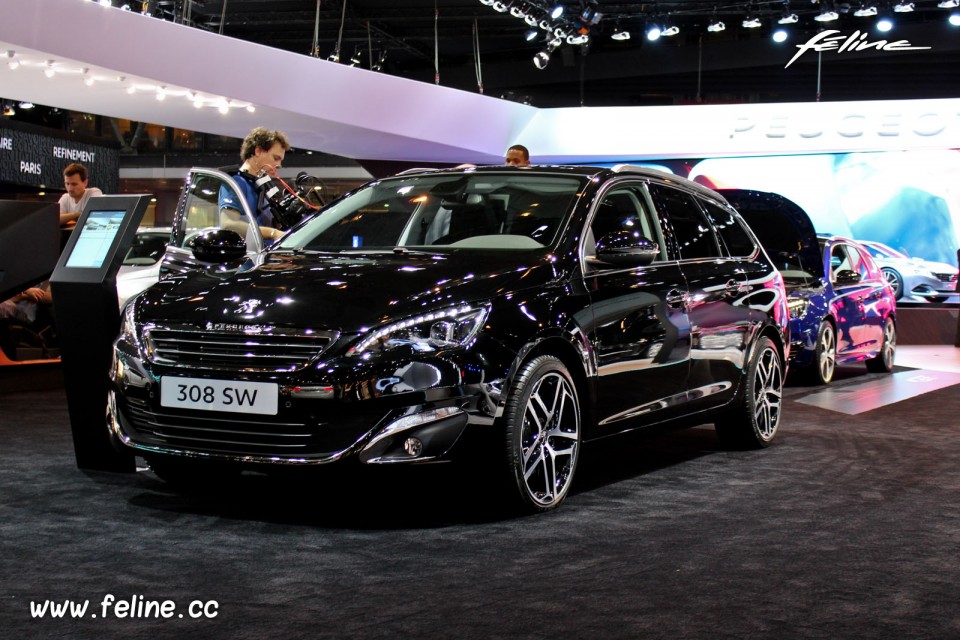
348,305,490,357
787,296,809,319
119,299,138,345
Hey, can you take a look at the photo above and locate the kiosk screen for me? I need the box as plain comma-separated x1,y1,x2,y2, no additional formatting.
64,209,126,269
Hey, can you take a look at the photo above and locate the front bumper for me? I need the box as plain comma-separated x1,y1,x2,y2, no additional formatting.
108,341,507,466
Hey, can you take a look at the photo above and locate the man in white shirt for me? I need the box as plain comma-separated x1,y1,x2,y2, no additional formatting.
58,163,103,227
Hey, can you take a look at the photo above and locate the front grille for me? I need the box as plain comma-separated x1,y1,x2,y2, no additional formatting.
933,272,958,284
145,325,339,372
117,396,370,459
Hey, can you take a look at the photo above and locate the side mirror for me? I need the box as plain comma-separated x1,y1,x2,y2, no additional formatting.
189,229,247,263
834,269,862,285
595,230,659,267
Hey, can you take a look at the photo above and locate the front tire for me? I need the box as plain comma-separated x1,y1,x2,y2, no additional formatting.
882,268,904,300
502,356,581,513
808,320,836,385
866,317,896,373
715,337,783,449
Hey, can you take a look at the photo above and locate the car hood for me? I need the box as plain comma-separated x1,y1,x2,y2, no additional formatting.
137,249,557,332
718,189,824,281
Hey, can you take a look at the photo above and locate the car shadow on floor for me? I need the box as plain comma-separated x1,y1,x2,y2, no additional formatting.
118,424,729,529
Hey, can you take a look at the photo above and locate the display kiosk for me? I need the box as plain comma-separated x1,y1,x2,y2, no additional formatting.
50,195,152,472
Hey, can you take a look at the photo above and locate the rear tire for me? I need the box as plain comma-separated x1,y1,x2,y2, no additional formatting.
715,337,783,449
866,317,896,373
502,356,581,513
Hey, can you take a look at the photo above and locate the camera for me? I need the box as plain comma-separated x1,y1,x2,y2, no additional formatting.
255,171,325,230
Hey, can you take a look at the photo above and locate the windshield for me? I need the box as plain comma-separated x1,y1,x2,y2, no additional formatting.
864,243,908,260
278,172,587,252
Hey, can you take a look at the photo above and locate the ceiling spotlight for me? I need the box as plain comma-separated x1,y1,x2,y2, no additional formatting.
218,102,230,115
479,0,495,5
853,4,878,16
492,1,508,13
525,28,539,41
539,19,551,30
1,104,14,117
549,35,563,47
156,86,166,101
742,16,762,28
661,25,680,37
372,51,387,71
938,0,959,8
533,42,559,69
349,49,361,66
707,20,726,32
611,27,631,41
877,16,894,31
5,50,17,70
524,14,538,26
893,2,914,12
778,13,799,24
772,29,789,42
18,101,34,109
550,4,563,20
327,50,340,63
120,3,131,9
99,0,111,6
43,61,56,78
814,10,839,21
246,104,256,113
510,6,525,19
566,33,589,45
646,23,662,41
949,11,960,24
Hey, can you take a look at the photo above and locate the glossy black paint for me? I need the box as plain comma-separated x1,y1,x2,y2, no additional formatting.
108,165,789,480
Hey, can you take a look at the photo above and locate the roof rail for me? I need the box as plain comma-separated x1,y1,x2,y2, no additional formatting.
395,167,444,176
611,163,728,204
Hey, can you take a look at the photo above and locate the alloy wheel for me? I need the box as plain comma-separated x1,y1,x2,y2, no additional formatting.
818,323,836,384
752,346,783,442
518,371,580,508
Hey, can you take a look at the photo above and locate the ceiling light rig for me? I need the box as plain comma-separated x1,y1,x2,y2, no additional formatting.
707,18,726,33
853,4,878,17
893,2,915,12
3,50,256,115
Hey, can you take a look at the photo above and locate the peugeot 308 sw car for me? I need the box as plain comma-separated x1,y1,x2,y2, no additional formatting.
109,165,789,512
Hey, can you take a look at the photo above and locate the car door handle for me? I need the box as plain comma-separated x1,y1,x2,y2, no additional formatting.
724,279,747,295
666,289,687,308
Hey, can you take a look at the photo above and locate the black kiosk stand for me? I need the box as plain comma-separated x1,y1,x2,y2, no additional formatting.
50,195,152,472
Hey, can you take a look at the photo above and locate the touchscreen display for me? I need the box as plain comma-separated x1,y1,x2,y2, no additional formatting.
64,209,126,269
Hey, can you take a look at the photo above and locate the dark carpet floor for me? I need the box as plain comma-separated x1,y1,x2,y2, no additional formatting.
2,366,959,639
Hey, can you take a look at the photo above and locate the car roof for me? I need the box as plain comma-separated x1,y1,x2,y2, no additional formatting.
393,164,729,204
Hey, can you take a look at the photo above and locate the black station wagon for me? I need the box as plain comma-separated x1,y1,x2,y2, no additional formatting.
109,165,790,512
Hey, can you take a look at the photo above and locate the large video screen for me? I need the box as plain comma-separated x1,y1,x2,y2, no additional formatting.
684,150,960,268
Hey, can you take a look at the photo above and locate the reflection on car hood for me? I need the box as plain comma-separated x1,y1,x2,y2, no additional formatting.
719,189,823,281
137,249,556,332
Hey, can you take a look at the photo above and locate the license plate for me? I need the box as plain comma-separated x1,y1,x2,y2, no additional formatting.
160,376,279,415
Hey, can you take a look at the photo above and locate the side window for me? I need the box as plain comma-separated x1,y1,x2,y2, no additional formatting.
701,199,755,257
586,186,664,261
649,185,720,260
849,245,873,280
830,244,854,280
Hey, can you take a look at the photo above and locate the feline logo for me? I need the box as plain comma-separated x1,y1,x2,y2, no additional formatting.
786,30,930,68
